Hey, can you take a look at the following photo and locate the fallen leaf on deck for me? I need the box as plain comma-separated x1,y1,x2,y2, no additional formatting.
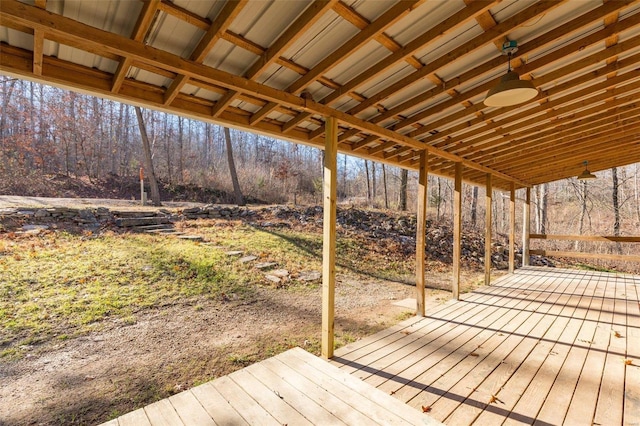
624,359,634,365
489,395,503,404
422,406,432,413
469,352,479,357
613,331,622,338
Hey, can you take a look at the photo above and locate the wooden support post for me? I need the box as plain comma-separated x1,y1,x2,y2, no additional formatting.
453,162,462,300
485,173,492,285
416,152,428,317
321,116,338,359
523,187,531,267
509,182,516,273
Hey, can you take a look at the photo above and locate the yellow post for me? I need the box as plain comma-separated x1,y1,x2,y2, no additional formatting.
416,151,428,316
509,182,516,273
523,187,531,267
453,162,462,300
321,116,338,359
485,173,492,285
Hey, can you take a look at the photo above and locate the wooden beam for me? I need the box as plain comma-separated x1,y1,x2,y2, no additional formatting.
485,173,492,285
386,1,638,131
523,187,530,267
219,1,337,122
453,162,462,300
509,182,516,273
416,151,428,317
32,29,44,75
163,0,247,105
321,116,338,359
286,0,421,94
529,250,640,263
346,1,563,115
321,0,497,106
530,234,640,243
111,0,160,93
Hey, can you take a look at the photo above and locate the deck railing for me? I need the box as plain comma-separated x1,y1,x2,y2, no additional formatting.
529,234,640,262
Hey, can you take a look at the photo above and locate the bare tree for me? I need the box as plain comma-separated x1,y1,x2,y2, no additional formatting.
470,186,479,227
364,160,371,205
223,127,245,206
635,163,640,223
399,168,408,211
612,167,621,253
134,106,161,206
382,164,389,209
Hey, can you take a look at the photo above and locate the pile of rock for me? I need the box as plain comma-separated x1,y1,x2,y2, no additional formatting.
250,205,535,270
181,205,255,220
0,207,114,229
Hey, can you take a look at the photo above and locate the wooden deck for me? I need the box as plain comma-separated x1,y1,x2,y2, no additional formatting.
331,267,640,425
102,346,442,425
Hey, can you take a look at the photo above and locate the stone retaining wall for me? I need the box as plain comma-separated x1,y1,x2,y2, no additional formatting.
0,204,253,228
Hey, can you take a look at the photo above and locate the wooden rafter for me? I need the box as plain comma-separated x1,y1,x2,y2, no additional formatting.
2,0,640,190
163,0,248,106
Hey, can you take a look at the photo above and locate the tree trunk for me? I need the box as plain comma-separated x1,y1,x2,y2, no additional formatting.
224,127,245,206
471,185,479,227
371,162,377,202
436,177,442,221
612,167,621,253
178,116,184,183
540,183,548,234
134,106,162,206
635,163,640,223
399,168,408,211
364,160,371,205
382,164,389,209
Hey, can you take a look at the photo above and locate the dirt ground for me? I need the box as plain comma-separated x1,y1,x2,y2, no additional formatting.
0,196,464,425
0,273,444,425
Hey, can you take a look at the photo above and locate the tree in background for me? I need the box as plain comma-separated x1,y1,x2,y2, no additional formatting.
134,107,161,206
399,169,408,211
223,127,244,206
612,167,621,253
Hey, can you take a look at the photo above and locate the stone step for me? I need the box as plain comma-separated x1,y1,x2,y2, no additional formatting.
135,224,174,231
115,217,173,227
144,229,183,235
111,210,160,218
177,235,203,241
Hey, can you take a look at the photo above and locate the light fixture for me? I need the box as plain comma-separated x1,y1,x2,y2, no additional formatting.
484,41,538,107
577,161,597,180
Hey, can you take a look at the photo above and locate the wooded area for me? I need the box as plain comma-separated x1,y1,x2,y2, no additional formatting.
2,77,640,241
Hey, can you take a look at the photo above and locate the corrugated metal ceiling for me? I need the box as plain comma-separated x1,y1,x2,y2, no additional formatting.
1,0,640,189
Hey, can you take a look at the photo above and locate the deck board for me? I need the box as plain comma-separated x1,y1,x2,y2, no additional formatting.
333,267,639,425
104,267,638,425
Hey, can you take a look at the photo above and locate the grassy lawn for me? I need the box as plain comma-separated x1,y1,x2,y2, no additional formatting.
0,220,416,359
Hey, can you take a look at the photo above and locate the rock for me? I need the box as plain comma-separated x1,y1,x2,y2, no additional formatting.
270,269,289,278
22,224,49,231
225,250,244,256
239,255,258,263
297,271,321,282
34,209,50,218
178,235,203,241
264,275,282,283
255,262,277,270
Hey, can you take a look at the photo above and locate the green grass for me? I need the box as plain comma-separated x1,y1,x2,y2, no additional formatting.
0,221,416,358
0,231,256,351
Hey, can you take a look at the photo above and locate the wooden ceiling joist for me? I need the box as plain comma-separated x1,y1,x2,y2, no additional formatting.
2,0,640,190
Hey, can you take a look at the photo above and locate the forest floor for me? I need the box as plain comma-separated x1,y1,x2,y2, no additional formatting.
0,193,496,426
